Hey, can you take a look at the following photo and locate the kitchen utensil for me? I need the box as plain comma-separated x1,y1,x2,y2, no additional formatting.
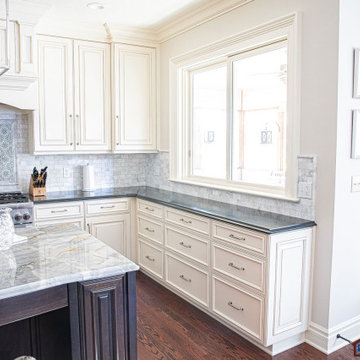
0,207,15,250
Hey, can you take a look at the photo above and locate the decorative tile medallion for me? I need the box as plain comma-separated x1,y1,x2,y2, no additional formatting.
0,120,16,184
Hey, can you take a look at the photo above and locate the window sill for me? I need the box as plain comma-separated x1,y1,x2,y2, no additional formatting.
169,178,300,203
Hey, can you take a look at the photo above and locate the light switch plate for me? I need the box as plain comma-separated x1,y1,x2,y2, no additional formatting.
351,176,360,192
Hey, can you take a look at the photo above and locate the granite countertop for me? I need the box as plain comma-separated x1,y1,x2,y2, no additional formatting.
0,224,139,301
31,187,316,234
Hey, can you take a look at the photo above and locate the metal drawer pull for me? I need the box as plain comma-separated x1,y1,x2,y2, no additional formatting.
145,227,155,233
179,241,192,249
145,255,155,262
100,205,115,209
228,301,244,311
228,262,245,271
51,209,68,213
180,218,192,224
145,206,155,212
179,274,191,282
229,234,246,241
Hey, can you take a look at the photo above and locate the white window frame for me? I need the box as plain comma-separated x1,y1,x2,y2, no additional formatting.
169,13,301,200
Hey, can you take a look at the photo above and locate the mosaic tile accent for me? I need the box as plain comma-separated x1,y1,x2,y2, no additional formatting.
0,120,16,185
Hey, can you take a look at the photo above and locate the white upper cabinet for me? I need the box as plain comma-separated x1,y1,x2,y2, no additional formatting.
34,36,111,153
74,40,111,151
0,20,36,77
113,44,157,152
37,36,74,151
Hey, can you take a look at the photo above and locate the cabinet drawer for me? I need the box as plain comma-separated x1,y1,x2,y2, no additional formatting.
138,240,163,279
35,202,84,220
213,276,263,341
212,222,266,255
85,198,129,216
137,199,163,220
213,243,264,291
165,226,209,266
165,253,209,307
137,216,163,244
165,208,210,236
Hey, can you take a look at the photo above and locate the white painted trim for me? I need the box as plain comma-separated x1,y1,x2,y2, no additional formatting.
306,316,360,354
169,13,301,199
155,0,254,43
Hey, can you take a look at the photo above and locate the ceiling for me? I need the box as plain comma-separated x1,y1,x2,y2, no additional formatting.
8,0,211,30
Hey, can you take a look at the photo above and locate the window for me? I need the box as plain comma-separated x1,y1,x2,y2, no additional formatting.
171,14,300,198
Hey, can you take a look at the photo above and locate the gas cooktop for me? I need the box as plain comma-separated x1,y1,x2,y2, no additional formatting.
0,192,30,204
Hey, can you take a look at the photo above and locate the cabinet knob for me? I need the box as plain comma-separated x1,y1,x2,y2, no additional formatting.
77,142,79,146
70,142,73,146
69,114,72,118
116,142,119,145
116,115,119,119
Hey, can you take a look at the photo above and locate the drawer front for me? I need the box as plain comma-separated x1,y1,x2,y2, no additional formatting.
85,199,129,216
213,243,264,291
138,240,163,279
35,202,84,220
137,216,163,244
213,276,263,341
165,253,209,307
165,226,209,266
212,222,266,255
165,208,210,236
137,199,163,220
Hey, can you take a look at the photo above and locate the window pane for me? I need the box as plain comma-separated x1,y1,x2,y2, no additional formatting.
232,45,287,187
191,65,227,179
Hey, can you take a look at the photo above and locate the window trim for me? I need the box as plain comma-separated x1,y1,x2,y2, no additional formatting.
169,13,301,200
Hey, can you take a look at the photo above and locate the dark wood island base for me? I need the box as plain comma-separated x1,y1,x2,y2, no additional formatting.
0,271,137,360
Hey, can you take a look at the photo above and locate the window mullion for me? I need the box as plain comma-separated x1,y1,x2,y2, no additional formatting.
226,58,233,182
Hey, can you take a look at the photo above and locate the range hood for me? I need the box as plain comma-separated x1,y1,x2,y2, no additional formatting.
0,0,10,76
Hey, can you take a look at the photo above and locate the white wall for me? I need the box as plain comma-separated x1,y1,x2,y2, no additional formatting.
329,0,360,328
159,0,340,330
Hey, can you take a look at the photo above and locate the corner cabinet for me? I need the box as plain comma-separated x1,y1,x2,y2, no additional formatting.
112,44,157,152
33,36,111,153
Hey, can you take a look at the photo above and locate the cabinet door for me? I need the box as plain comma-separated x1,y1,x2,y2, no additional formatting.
113,44,157,151
87,214,130,257
37,36,74,151
77,274,137,360
74,41,111,151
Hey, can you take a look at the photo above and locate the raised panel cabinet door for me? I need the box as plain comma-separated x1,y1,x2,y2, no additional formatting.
89,214,130,257
113,44,157,151
77,274,137,360
37,36,74,151
74,40,111,151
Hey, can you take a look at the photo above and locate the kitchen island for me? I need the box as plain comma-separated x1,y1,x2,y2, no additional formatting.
0,224,139,360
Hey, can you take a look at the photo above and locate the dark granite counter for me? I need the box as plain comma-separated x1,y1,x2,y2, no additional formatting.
31,186,316,234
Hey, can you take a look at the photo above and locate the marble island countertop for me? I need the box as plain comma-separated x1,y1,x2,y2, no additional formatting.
0,224,139,301
31,186,316,234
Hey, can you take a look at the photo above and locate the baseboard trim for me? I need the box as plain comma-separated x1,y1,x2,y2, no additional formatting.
306,315,360,354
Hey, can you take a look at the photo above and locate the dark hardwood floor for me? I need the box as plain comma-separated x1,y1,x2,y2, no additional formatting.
136,272,355,360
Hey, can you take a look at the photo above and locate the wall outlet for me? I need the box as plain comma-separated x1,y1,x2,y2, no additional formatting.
63,167,71,178
351,176,360,192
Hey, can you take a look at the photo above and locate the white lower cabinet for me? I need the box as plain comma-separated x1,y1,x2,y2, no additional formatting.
86,214,130,256
136,200,314,354
34,198,132,258
138,239,163,279
212,275,264,341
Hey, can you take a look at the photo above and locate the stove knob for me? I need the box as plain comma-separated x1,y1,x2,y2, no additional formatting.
23,213,31,221
14,214,22,222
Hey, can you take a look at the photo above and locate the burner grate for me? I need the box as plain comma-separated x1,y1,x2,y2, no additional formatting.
0,192,29,204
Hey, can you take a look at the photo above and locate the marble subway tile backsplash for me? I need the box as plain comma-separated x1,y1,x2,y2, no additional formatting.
146,152,317,220
0,108,316,220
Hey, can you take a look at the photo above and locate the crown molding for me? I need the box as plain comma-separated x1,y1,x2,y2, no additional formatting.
154,0,254,43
